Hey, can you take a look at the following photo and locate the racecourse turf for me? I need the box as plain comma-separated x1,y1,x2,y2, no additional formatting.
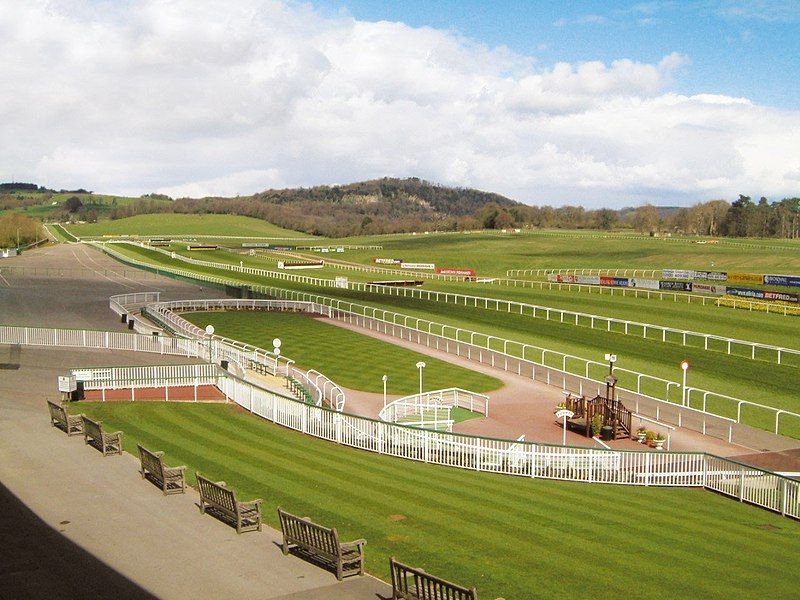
182,310,502,395
72,401,800,599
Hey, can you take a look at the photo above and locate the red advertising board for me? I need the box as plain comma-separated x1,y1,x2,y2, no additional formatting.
599,276,615,286
436,267,476,277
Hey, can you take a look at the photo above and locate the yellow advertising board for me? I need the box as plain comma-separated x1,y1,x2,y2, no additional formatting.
727,272,764,285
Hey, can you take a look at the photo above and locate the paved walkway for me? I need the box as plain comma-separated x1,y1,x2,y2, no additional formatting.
0,246,390,600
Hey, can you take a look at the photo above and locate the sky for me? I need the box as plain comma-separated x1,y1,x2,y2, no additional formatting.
1,0,799,208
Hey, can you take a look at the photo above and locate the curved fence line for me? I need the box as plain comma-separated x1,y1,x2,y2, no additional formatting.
137,297,347,412
95,247,800,438
3,320,797,518
100,241,800,366
218,372,800,520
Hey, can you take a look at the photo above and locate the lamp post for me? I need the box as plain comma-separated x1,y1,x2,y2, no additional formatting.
382,374,388,408
604,353,617,400
681,360,690,406
205,324,215,364
415,361,426,398
273,338,282,376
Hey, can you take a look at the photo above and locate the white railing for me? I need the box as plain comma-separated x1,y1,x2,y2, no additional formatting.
96,247,800,438
380,388,490,426
113,240,800,365
215,371,800,519
131,297,347,412
69,363,222,401
0,325,205,357
6,318,796,519
109,291,162,317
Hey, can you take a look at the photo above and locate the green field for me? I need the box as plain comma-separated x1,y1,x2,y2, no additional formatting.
104,241,800,437
69,401,800,599
182,311,501,395
66,214,318,239
339,230,800,276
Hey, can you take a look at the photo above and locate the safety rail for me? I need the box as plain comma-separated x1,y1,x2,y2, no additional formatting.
216,372,800,520
96,247,800,438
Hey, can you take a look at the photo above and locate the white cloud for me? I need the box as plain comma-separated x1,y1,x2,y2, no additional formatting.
0,0,798,207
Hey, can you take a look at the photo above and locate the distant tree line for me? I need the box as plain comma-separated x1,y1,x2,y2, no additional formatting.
3,179,799,239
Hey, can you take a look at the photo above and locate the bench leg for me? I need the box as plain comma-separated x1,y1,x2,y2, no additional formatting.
281,538,289,556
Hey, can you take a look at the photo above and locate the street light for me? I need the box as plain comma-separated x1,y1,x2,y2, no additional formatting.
205,324,215,364
681,360,690,406
382,374,388,408
604,353,617,401
415,361,426,398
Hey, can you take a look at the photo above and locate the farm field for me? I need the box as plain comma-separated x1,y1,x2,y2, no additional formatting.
70,401,800,599
182,311,502,395
0,191,155,220
65,214,317,239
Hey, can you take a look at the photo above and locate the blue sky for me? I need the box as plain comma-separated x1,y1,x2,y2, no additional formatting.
315,0,800,109
2,1,799,206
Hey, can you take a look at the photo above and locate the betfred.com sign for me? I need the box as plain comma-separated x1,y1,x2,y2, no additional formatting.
436,267,476,277
373,257,402,264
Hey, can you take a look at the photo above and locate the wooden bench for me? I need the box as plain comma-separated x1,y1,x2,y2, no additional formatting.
137,444,186,495
390,557,477,600
278,508,366,580
47,400,84,436
81,415,123,456
196,472,262,533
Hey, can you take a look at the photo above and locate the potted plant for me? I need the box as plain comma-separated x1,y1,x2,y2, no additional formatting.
654,433,666,450
636,427,647,443
645,430,656,447
591,413,603,437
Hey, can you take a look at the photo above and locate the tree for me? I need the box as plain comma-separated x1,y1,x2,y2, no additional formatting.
64,196,83,213
631,204,660,233
595,209,617,230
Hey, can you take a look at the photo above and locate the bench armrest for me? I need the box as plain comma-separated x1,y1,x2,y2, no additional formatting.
341,538,367,549
164,465,187,475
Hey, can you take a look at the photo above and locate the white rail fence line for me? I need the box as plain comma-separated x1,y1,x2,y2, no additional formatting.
70,363,222,402
15,320,796,519
379,388,490,433
196,291,796,441
102,240,800,366
95,248,800,437
0,325,205,357
508,268,663,278
133,297,347,412
217,372,800,520
499,271,796,315
135,295,790,443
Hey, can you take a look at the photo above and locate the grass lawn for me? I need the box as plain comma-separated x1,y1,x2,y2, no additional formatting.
66,214,317,239
340,230,800,276
71,401,800,599
103,242,800,436
182,310,502,395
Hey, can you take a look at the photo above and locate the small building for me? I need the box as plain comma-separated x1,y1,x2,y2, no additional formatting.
1,248,19,258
